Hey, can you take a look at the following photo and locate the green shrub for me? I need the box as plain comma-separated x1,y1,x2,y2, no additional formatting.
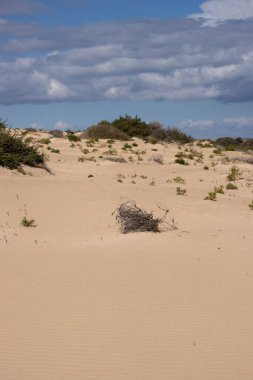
122,143,132,150
204,192,217,201
166,127,193,144
87,124,129,140
0,120,47,170
112,115,152,138
226,182,238,190
21,216,36,227
51,148,60,154
214,185,224,194
215,137,238,148
174,158,189,165
107,139,115,144
67,133,81,142
176,187,186,195
173,176,186,184
227,166,242,181
39,138,51,145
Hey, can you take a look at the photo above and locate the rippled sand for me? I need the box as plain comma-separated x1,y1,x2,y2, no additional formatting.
1,133,253,379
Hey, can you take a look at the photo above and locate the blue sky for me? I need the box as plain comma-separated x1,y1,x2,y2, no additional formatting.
1,0,253,137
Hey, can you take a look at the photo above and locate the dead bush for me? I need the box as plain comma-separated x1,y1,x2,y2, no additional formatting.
113,200,176,234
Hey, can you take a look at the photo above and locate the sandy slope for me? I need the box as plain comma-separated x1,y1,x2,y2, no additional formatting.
1,133,253,380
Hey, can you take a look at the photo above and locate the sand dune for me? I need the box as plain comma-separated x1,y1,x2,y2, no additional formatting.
1,133,253,379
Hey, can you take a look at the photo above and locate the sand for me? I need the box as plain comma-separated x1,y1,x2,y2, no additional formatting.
1,133,253,379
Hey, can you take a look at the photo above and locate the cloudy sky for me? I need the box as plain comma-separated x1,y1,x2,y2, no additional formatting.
0,0,253,137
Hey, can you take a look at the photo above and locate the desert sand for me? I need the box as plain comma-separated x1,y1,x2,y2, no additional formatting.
1,131,253,380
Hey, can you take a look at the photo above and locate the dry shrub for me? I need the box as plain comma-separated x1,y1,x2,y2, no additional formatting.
49,129,64,138
87,124,129,140
105,156,127,163
150,154,164,164
114,200,176,234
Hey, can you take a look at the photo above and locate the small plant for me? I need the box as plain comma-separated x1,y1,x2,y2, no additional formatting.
107,139,115,144
214,185,224,194
249,201,253,210
213,148,222,155
132,142,138,147
174,177,186,185
16,166,27,175
176,187,186,196
51,148,60,154
103,149,117,156
39,138,51,145
204,166,209,170
149,180,155,186
227,166,242,181
226,182,238,190
204,192,217,201
117,173,125,180
21,216,36,227
174,158,189,165
140,175,147,179
82,148,90,154
25,136,34,144
128,156,134,163
122,143,132,150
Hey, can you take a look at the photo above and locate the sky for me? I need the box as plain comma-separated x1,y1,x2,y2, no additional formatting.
0,0,253,137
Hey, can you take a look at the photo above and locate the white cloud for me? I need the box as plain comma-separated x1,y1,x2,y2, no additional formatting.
47,79,72,99
0,0,43,15
0,19,253,104
30,122,42,129
54,121,71,130
177,119,215,129
177,116,253,131
190,0,253,26
223,117,253,127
